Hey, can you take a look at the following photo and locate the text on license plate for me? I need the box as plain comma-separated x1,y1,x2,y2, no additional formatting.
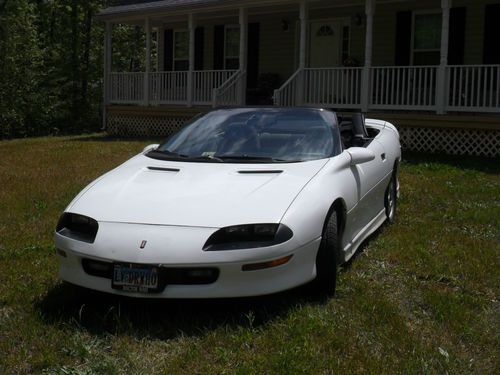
113,263,159,292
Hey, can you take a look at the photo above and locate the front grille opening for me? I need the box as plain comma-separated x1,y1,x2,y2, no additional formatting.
82,258,113,278
165,268,219,285
81,258,219,285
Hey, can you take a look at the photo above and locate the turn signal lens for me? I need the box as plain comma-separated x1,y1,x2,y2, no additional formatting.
242,254,293,271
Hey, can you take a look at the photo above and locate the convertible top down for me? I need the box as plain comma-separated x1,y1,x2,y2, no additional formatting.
55,108,401,298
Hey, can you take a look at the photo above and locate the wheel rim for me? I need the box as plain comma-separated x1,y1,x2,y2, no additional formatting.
386,179,396,220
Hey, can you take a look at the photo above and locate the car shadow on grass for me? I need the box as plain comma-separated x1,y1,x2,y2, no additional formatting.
36,279,330,340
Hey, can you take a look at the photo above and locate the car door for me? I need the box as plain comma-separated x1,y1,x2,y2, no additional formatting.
343,140,387,242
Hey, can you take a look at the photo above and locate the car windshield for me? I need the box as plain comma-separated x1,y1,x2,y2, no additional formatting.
149,108,341,163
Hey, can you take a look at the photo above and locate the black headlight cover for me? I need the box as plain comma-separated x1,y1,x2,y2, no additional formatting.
56,213,99,243
203,224,293,251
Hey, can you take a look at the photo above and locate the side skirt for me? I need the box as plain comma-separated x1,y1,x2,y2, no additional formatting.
341,208,386,263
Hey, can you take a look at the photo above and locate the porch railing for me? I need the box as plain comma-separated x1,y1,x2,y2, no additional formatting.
273,69,302,106
109,70,238,105
109,72,144,104
193,70,237,105
274,64,500,114
446,65,500,112
303,67,363,108
370,66,438,110
212,70,246,107
150,71,188,104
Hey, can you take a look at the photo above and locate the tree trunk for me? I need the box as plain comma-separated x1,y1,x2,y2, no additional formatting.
81,3,92,110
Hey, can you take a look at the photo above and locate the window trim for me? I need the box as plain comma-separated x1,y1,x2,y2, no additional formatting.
173,28,189,70
410,9,442,65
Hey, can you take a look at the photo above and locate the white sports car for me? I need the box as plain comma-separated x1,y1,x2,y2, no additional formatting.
55,108,401,298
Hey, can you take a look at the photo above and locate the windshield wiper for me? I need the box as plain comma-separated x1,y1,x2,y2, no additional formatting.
147,150,225,162
187,155,224,162
215,154,300,163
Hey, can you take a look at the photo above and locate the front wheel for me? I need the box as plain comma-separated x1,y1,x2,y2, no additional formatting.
384,173,397,223
313,211,339,296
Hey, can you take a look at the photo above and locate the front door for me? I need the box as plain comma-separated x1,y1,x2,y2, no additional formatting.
309,21,342,67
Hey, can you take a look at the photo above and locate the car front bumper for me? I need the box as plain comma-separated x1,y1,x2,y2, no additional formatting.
55,222,320,298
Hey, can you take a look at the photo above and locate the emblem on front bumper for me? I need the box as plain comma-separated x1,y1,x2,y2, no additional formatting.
140,240,147,249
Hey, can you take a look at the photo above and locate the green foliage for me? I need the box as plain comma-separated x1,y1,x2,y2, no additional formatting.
0,0,109,138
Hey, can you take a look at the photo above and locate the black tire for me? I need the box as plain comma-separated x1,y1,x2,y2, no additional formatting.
313,211,339,296
384,172,397,224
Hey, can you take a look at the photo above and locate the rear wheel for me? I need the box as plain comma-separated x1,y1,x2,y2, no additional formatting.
384,173,397,223
313,211,339,296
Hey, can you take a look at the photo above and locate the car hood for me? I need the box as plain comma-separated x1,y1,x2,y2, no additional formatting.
68,154,329,228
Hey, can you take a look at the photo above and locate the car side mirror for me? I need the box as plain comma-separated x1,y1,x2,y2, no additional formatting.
143,144,159,154
347,147,375,165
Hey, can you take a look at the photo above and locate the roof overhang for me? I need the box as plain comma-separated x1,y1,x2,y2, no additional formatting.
96,0,371,22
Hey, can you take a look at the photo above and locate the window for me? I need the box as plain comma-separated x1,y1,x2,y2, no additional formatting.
174,30,189,71
412,12,441,65
225,26,239,69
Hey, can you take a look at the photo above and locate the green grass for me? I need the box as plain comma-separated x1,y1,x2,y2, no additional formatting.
0,134,498,374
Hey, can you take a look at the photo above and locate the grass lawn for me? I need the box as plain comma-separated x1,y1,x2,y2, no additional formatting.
0,134,498,374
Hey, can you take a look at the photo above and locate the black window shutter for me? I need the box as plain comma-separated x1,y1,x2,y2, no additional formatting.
247,23,260,88
164,29,173,71
448,7,466,65
214,25,225,70
195,27,204,70
483,4,500,64
395,11,412,66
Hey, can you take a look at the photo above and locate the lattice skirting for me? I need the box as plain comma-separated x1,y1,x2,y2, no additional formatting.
398,127,499,157
107,112,499,157
107,112,193,137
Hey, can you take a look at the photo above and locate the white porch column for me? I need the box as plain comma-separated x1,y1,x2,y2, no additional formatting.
239,8,248,105
298,0,308,105
436,0,451,114
103,21,112,129
144,17,151,106
361,0,375,112
188,14,195,107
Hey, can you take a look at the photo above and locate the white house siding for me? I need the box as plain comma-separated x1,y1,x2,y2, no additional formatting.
250,11,297,82
155,0,499,74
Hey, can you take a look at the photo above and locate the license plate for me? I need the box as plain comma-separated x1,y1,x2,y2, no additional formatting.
112,263,160,293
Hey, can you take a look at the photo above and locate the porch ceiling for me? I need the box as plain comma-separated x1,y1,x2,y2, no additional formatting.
97,0,411,24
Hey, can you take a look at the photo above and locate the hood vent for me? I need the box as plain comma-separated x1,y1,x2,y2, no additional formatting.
238,170,283,174
147,166,180,172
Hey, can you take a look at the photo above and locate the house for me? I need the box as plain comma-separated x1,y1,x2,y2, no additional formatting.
96,0,500,157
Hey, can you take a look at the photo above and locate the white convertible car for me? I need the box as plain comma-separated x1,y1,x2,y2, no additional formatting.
55,108,401,298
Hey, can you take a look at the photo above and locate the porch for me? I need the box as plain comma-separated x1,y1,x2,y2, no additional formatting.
100,0,500,114
98,0,500,156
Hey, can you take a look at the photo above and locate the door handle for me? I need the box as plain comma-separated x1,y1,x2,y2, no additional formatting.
381,153,386,161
